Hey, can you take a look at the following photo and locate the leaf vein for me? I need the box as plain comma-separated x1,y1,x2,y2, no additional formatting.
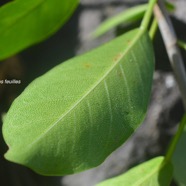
27,30,144,149
119,63,132,123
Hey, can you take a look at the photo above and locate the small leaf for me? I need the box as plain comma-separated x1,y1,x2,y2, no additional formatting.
178,40,186,51
0,0,79,61
92,4,148,38
165,1,175,12
97,157,173,186
3,28,154,175
172,116,186,186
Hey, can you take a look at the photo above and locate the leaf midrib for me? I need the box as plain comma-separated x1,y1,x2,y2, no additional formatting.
26,29,145,151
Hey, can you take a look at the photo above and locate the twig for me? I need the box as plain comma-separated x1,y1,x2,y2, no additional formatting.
140,0,157,31
149,17,158,40
153,1,186,110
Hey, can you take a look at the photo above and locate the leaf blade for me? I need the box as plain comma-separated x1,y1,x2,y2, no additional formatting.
0,0,79,60
3,28,154,175
96,157,173,186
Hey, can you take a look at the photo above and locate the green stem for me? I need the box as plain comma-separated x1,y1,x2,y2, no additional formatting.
164,114,186,164
140,0,157,31
149,17,158,39
149,0,174,40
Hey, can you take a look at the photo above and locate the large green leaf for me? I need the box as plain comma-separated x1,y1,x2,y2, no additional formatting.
97,157,173,186
3,28,154,175
172,116,186,186
0,0,79,61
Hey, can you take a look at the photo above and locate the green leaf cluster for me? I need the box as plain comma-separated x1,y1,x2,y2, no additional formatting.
2,0,155,177
2,0,186,185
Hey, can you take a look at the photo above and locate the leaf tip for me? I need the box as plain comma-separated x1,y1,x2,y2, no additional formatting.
4,149,14,163
4,147,26,167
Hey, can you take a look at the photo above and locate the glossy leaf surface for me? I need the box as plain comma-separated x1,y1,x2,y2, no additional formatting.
92,4,147,38
0,0,79,60
3,28,154,175
97,157,173,186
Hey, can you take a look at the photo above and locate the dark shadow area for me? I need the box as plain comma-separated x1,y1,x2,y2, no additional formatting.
0,0,10,6
116,20,141,36
153,28,171,71
154,16,186,71
157,98,184,155
20,5,81,86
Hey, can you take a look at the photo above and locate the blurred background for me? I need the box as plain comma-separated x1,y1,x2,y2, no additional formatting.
0,0,186,185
